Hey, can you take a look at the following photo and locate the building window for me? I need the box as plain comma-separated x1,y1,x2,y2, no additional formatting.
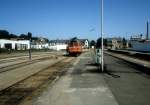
5,43,12,49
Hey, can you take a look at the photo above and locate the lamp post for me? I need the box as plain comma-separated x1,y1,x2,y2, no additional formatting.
29,39,31,61
101,0,104,72
28,32,32,61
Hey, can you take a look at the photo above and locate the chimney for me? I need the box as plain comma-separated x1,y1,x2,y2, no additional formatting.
146,20,149,40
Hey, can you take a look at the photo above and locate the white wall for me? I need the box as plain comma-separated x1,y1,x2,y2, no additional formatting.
84,40,89,48
31,43,49,49
56,44,67,51
49,44,67,51
0,39,30,49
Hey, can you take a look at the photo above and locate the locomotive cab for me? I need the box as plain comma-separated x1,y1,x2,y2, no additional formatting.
66,37,82,56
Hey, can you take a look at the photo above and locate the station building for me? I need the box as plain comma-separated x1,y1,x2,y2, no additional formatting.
0,39,30,50
31,37,49,49
79,39,89,49
107,38,123,49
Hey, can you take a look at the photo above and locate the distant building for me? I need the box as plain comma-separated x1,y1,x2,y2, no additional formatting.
130,22,150,52
31,37,49,49
0,39,30,50
49,39,69,51
130,35,150,52
129,21,150,52
131,40,150,52
107,38,123,50
79,39,89,49
130,35,143,45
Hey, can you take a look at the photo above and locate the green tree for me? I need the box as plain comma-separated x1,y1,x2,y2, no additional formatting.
70,37,78,42
90,40,96,47
0,30,10,39
27,32,32,40
122,37,127,48
10,34,18,38
19,34,28,39
96,38,108,48
44,38,49,43
96,38,102,48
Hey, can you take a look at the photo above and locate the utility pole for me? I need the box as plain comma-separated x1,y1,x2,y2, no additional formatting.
28,32,32,61
101,0,104,72
146,20,149,40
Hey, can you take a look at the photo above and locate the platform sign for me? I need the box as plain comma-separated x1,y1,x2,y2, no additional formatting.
95,49,102,64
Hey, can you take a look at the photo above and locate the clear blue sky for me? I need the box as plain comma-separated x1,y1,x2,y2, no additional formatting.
0,0,150,40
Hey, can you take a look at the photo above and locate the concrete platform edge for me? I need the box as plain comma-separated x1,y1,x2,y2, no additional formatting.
105,52,150,72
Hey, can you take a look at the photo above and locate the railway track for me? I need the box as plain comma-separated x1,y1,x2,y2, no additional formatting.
0,57,75,105
0,53,61,63
0,55,61,73
0,51,62,59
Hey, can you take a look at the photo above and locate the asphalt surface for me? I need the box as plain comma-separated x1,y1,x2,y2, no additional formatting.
104,54,150,105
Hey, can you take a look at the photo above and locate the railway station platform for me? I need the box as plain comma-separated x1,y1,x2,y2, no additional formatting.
105,51,150,70
29,51,119,105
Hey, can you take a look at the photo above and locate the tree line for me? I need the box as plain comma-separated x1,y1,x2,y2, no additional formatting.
90,37,127,48
0,30,49,42
0,30,33,40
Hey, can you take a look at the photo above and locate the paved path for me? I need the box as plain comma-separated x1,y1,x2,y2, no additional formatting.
104,54,150,105
33,52,119,105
